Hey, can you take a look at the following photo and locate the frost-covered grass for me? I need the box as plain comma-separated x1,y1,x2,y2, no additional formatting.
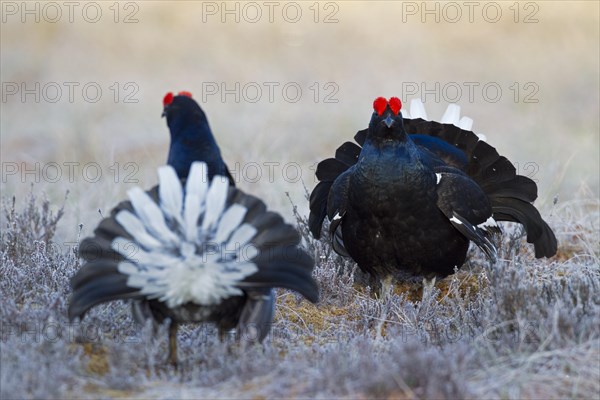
1,189,598,399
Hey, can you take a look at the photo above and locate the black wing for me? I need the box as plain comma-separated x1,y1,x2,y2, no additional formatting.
434,168,499,262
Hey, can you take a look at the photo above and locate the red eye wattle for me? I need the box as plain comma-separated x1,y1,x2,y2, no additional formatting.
388,97,402,115
163,92,174,106
373,97,388,116
178,91,193,98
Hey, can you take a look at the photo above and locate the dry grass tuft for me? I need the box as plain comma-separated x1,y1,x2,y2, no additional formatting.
81,343,110,376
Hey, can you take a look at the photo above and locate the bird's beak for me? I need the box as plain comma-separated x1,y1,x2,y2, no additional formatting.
161,109,166,118
384,115,394,128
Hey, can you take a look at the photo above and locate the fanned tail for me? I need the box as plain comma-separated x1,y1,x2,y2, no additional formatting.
308,141,361,238
310,101,557,258
70,163,319,323
403,105,557,258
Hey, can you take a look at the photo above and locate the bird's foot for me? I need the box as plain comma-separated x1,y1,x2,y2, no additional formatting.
421,276,437,302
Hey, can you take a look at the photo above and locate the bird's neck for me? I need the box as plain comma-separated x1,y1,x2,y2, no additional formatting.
356,137,426,182
167,125,225,179
360,137,420,165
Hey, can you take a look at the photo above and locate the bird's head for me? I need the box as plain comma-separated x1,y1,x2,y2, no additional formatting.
162,91,209,138
368,97,407,142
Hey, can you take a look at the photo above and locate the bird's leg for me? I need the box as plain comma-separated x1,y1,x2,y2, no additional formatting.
421,276,437,302
218,328,227,342
380,275,394,302
219,328,237,355
167,322,179,369
218,328,236,342
376,275,394,339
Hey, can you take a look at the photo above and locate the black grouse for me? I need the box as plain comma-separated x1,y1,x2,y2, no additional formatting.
309,96,557,289
69,92,318,365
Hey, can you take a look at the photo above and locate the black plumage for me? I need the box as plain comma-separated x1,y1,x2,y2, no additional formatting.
309,97,557,282
69,92,318,365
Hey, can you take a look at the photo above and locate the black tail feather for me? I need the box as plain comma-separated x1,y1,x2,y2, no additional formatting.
252,245,314,269
69,270,138,320
252,224,300,250
69,261,120,288
248,211,284,234
404,119,480,157
244,244,318,303
309,181,334,238
78,237,125,264
484,175,538,203
477,156,518,187
492,198,557,258
335,142,361,166
229,189,267,223
240,268,319,303
94,213,132,241
354,129,368,145
309,138,364,239
404,119,556,258
316,158,348,181
246,215,318,302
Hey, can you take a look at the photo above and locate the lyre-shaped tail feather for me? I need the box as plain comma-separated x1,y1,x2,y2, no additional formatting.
308,141,362,238
70,162,319,323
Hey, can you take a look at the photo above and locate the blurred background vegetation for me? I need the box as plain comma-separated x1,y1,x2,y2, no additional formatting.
2,1,598,240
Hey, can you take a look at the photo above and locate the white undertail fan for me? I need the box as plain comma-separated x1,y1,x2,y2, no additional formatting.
69,162,318,348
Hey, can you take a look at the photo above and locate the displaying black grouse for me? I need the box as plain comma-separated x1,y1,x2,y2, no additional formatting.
309,96,557,286
69,92,318,365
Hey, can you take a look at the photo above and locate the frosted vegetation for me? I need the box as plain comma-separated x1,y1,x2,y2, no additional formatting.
1,188,598,399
